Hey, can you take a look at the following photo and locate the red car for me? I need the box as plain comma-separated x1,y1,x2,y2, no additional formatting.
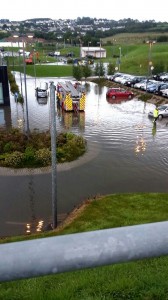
106,88,134,99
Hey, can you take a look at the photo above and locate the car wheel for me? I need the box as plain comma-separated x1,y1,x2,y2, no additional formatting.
158,114,163,120
112,95,116,99
128,95,132,99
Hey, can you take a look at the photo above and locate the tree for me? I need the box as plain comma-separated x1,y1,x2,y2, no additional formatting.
94,62,105,77
82,65,92,81
73,65,83,81
107,63,114,75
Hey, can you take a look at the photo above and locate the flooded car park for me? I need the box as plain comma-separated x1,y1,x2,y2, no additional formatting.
0,73,168,237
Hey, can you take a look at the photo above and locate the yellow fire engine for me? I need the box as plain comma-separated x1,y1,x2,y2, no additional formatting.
57,81,86,111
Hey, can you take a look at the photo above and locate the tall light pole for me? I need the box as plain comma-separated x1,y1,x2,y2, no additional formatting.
88,41,91,56
22,38,30,136
146,40,156,77
50,82,57,229
97,39,102,80
79,39,83,59
119,47,121,71
13,35,33,136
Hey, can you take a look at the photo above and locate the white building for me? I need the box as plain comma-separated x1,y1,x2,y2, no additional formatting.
80,47,106,59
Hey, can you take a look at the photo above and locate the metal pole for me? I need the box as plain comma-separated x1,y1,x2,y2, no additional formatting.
18,51,23,96
22,40,30,136
119,47,121,71
1,221,168,282
50,82,57,229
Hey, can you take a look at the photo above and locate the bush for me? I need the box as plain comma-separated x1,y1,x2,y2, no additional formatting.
3,151,24,168
35,148,51,166
0,129,87,168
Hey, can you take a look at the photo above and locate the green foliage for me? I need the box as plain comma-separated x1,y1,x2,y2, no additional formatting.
35,148,51,166
107,62,114,75
3,151,24,168
24,146,35,162
94,62,105,77
82,65,92,79
73,65,83,81
3,141,14,153
0,129,86,168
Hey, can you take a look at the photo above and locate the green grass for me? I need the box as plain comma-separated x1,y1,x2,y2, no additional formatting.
9,42,168,78
13,64,73,77
1,193,168,299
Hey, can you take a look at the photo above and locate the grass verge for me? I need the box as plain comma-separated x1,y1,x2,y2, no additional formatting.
1,193,168,299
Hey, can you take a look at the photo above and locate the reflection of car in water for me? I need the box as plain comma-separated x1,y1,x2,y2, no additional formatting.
148,104,168,120
36,97,48,105
106,88,134,99
57,107,85,130
106,97,131,104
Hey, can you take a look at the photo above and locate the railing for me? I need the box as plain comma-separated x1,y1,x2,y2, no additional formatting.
1,221,168,282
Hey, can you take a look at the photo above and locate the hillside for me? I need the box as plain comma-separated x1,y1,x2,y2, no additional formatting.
103,32,168,44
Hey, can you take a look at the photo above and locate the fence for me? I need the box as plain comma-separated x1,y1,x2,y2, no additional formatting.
0,220,168,282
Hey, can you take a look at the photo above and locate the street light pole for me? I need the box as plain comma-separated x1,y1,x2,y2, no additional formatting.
22,39,30,136
119,47,121,71
50,82,57,229
146,40,156,77
88,41,91,55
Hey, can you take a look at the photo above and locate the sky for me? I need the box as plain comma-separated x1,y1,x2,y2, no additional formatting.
1,0,168,22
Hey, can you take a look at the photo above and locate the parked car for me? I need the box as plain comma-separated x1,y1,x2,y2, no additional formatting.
35,88,48,98
155,83,168,96
106,88,134,99
148,104,168,120
161,89,168,98
124,76,146,87
35,82,48,98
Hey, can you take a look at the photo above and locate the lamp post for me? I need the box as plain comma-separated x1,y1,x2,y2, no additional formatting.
22,38,30,136
79,39,83,59
50,81,57,229
13,35,33,136
97,39,102,80
119,47,121,71
88,41,91,56
146,40,156,77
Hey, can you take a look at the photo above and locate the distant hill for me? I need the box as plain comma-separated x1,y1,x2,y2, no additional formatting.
103,32,168,44
25,18,52,22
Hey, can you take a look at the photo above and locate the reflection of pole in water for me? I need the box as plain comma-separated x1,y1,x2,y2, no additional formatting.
26,174,44,234
18,52,23,96
152,122,157,138
28,174,36,232
134,124,147,155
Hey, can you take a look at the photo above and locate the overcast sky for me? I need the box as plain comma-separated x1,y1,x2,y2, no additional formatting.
1,0,168,22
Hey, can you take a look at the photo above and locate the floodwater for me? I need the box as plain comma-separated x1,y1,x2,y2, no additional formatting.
0,73,168,237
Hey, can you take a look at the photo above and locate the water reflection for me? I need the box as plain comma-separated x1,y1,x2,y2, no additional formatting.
57,107,85,131
0,106,12,129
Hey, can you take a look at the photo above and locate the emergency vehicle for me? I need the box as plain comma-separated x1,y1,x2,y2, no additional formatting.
56,81,86,111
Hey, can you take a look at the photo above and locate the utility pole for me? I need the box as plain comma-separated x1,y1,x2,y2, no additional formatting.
50,82,57,229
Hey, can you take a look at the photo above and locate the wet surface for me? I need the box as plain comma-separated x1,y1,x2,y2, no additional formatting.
0,73,168,237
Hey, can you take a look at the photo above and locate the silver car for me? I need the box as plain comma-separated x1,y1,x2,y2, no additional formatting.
148,104,168,120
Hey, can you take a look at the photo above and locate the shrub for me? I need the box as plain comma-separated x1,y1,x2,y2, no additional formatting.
3,151,24,168
35,148,51,166
24,147,35,162
3,141,14,153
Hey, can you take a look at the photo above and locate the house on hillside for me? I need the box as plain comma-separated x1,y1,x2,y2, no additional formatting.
80,47,106,59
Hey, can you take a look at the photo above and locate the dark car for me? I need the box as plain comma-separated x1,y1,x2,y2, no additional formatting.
106,88,134,99
124,76,147,87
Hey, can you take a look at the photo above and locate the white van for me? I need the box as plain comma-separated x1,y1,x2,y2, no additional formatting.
35,82,48,98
